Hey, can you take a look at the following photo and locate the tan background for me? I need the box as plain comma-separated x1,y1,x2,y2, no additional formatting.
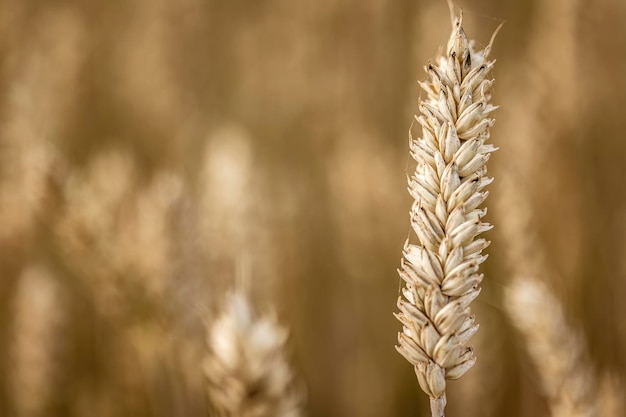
0,0,625,416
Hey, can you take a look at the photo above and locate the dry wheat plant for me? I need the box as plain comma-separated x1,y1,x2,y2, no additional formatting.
204,291,302,417
505,276,598,417
395,5,498,416
1,0,626,416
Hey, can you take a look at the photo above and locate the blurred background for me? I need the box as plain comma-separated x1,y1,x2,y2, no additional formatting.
0,0,625,416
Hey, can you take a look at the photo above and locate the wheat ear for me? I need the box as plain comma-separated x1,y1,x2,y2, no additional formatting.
394,8,498,416
505,276,598,417
204,292,302,417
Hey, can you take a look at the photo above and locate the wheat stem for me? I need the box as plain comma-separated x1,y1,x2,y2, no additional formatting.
430,395,447,417
394,6,498,414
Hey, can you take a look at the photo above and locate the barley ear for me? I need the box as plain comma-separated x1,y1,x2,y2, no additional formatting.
395,7,498,416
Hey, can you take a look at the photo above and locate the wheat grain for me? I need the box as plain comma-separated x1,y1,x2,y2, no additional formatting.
204,292,302,417
394,6,499,416
505,276,598,417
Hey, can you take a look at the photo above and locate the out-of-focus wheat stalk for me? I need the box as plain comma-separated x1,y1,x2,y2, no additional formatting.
199,127,276,297
9,265,64,417
0,8,84,242
394,5,499,416
494,0,582,283
505,276,597,417
204,291,302,417
55,150,182,322
200,127,254,270
54,149,190,415
598,374,626,417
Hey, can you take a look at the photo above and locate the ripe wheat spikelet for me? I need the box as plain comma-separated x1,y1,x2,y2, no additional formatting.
394,7,498,416
204,292,302,417
505,276,598,417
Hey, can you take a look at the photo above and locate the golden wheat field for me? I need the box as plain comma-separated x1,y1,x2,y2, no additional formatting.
1,0,625,416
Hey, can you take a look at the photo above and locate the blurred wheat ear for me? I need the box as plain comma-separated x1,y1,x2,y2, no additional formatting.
9,265,64,417
204,291,303,417
505,276,599,417
394,4,500,416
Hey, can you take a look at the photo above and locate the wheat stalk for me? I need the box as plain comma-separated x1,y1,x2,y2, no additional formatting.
505,276,598,417
9,265,64,417
394,6,499,416
0,8,84,241
56,150,182,323
204,292,302,417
